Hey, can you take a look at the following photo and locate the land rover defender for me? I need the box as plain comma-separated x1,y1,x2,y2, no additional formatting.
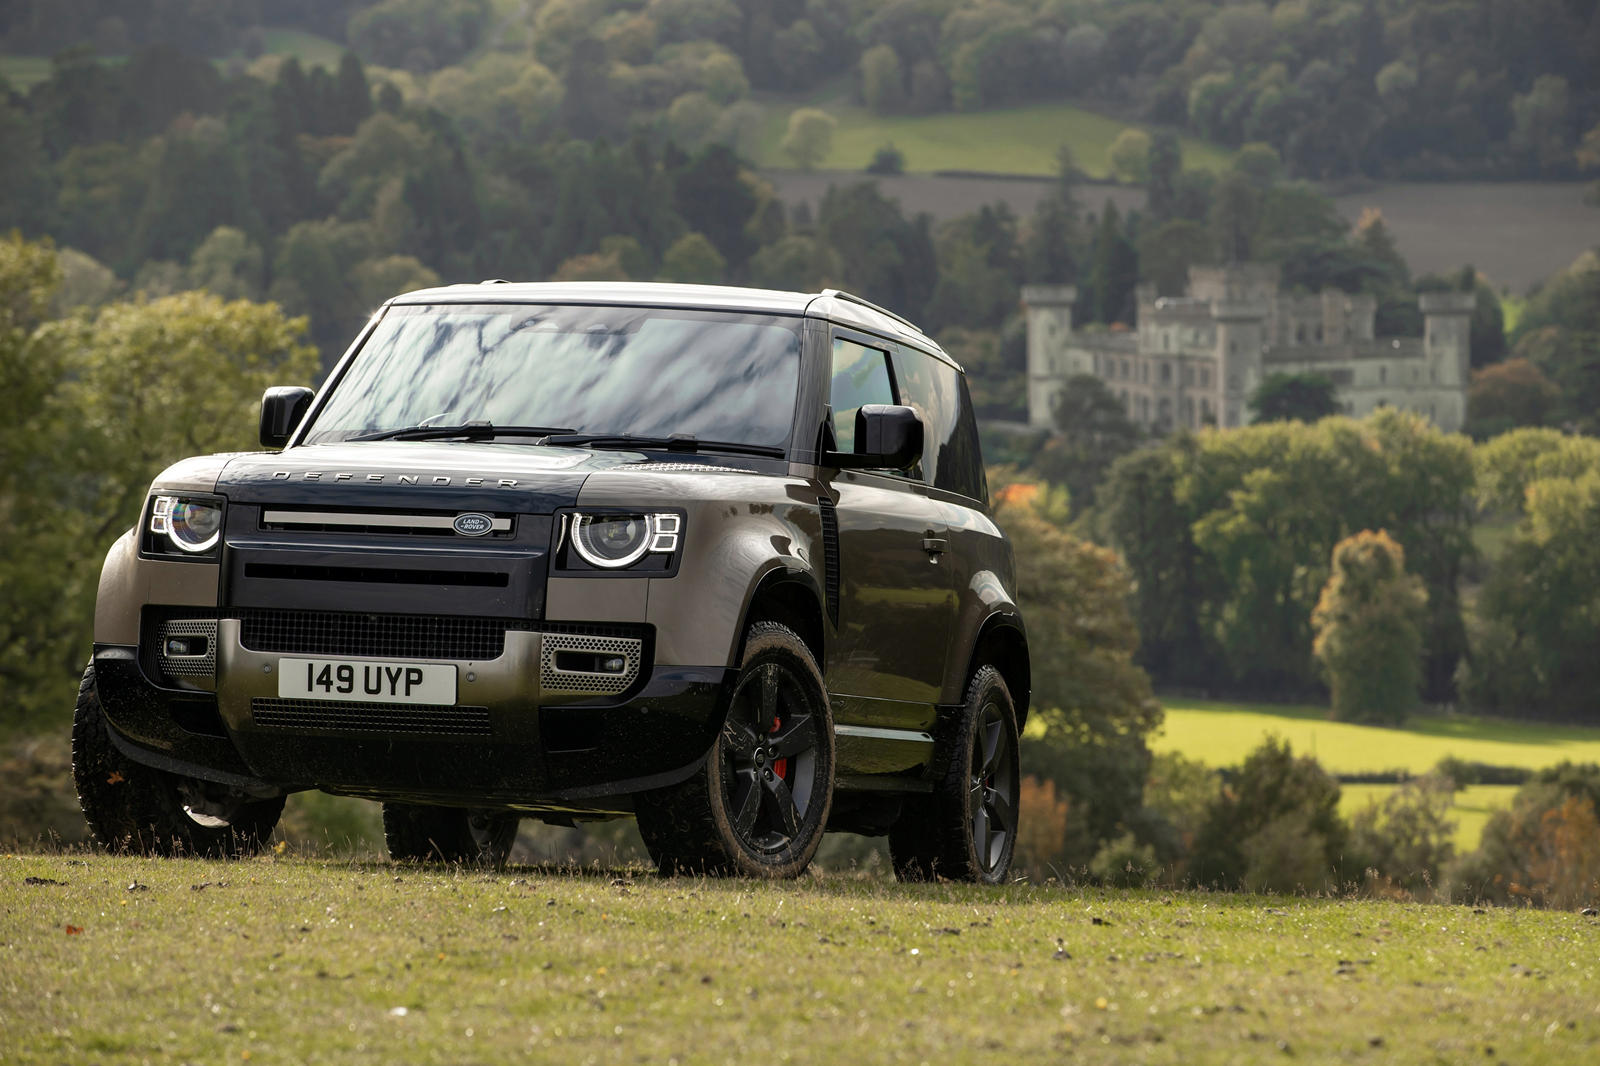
76,282,1029,881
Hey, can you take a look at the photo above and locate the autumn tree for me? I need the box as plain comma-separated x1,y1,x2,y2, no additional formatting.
1312,529,1428,725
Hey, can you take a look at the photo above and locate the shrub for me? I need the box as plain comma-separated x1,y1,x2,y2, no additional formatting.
1190,736,1346,891
1090,832,1158,888
1450,762,1600,909
866,143,904,175
1346,774,1457,895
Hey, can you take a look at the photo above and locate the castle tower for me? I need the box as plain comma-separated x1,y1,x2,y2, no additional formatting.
1193,266,1273,427
1020,284,1076,428
1420,291,1475,388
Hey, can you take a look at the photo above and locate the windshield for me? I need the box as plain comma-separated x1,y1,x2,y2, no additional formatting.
301,303,803,449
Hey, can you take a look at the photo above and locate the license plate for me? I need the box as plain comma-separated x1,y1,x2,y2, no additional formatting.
277,658,457,705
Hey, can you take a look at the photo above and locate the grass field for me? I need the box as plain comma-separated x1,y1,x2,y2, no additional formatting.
1,26,344,91
1156,699,1600,850
4,853,1596,1063
1156,699,1600,776
752,99,1233,178
0,55,60,90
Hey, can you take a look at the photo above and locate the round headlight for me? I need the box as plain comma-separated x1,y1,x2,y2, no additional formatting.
572,513,651,568
167,499,223,553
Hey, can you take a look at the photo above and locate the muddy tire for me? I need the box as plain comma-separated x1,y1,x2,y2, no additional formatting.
889,665,1019,884
381,803,518,865
72,663,284,857
635,622,834,878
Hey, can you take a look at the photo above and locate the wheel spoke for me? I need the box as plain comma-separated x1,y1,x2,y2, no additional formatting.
979,717,1003,776
731,770,762,836
972,803,991,865
759,663,780,723
987,787,1017,833
768,714,814,758
763,773,801,837
723,719,760,757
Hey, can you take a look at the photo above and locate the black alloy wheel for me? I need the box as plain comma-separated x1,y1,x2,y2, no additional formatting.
636,621,835,878
720,659,823,855
889,665,1020,883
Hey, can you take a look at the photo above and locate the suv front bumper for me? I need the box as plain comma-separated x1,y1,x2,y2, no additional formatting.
93,620,732,811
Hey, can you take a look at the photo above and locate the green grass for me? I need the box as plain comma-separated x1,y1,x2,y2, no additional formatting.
5,853,1598,1063
752,99,1234,177
1155,699,1600,776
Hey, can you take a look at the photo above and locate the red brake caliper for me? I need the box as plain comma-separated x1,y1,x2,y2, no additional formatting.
771,716,788,780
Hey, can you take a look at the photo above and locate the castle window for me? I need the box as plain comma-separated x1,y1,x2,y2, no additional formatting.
1229,340,1237,355
1141,362,1149,383
1121,359,1130,379
1296,325,1305,343
1200,366,1211,388
1160,362,1172,384
1315,325,1323,342
1380,366,1387,384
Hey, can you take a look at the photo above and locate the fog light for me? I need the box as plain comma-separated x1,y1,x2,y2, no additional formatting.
165,636,208,658
602,656,626,674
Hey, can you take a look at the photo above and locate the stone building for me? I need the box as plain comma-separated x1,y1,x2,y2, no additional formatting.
1022,264,1473,433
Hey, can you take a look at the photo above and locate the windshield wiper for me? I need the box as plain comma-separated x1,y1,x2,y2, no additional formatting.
540,432,786,458
349,422,575,443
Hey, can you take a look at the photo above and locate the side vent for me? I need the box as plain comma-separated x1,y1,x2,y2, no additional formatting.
818,495,840,627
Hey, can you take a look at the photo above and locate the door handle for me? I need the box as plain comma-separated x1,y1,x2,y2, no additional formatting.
922,536,949,555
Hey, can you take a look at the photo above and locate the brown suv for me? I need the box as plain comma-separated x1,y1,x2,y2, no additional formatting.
75,282,1029,881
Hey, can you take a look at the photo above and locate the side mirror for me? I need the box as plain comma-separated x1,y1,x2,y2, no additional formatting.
826,404,922,471
259,386,314,449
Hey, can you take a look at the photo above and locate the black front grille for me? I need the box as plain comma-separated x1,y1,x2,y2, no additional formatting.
252,698,490,736
238,609,521,661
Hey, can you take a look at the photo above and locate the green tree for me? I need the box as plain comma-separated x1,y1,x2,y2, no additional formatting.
1083,201,1138,324
1248,372,1340,423
859,44,906,114
1509,250,1600,432
1107,127,1152,184
1311,530,1428,725
992,482,1160,862
1136,219,1213,296
1034,374,1140,509
658,232,726,283
186,226,265,302
780,108,836,170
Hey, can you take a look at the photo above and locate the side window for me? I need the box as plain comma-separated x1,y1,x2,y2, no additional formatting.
890,346,987,502
829,338,894,453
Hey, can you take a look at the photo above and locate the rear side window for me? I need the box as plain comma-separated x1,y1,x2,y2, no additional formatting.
890,347,987,503
829,338,895,453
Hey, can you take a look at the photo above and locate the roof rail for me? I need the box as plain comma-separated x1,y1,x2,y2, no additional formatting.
480,278,510,284
820,289,920,334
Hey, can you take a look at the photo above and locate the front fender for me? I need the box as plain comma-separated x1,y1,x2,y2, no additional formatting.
93,528,219,646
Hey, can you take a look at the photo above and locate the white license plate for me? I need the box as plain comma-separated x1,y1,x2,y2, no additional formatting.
278,658,457,705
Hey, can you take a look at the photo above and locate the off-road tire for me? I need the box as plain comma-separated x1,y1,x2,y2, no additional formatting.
382,803,519,865
72,663,284,857
889,665,1020,883
635,621,834,878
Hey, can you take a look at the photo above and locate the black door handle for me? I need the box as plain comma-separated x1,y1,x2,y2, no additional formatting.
922,536,948,554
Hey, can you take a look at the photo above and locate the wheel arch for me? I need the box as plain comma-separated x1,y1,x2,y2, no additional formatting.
965,614,1030,728
738,565,826,669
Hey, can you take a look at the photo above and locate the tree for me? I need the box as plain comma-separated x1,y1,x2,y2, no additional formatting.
991,482,1160,863
1145,131,1183,221
1466,358,1561,437
780,108,836,170
1137,219,1213,296
186,226,265,302
1312,530,1428,725
1107,128,1152,184
1083,201,1137,324
1248,372,1340,423
1034,375,1140,508
1210,171,1262,262
1509,250,1600,432
659,232,726,283
859,44,906,113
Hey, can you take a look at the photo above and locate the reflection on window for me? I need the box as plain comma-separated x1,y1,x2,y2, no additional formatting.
304,304,802,448
829,339,894,453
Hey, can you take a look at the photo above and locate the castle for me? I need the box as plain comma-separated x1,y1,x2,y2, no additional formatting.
1021,264,1474,433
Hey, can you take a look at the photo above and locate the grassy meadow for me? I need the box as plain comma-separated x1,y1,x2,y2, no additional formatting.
5,852,1599,1064
1155,699,1600,850
752,98,1233,178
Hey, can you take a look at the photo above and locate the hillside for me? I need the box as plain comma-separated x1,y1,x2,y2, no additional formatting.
752,97,1234,178
5,853,1599,1063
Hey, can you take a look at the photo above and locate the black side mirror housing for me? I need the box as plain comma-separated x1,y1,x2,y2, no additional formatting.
259,386,314,449
825,404,923,470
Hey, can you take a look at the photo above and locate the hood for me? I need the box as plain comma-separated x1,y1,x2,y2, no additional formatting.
213,441,649,513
